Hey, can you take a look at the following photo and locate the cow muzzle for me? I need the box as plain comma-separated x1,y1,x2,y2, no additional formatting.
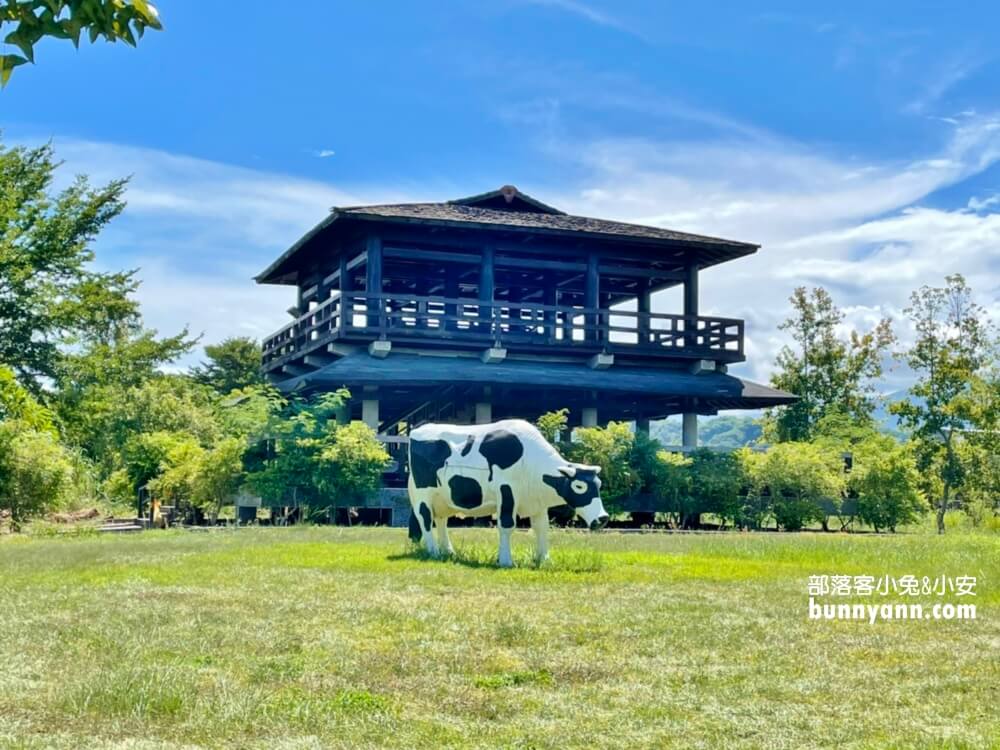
589,514,610,531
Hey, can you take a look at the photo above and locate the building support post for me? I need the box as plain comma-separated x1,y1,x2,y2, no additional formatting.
479,245,495,337
581,407,598,428
682,264,700,446
637,279,651,345
445,266,459,331
362,397,380,433
543,271,557,342
585,252,600,343
636,417,650,436
682,411,698,449
338,253,351,332
366,236,383,332
475,401,492,425
335,402,350,426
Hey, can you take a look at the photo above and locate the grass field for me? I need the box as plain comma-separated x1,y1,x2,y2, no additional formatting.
0,527,997,750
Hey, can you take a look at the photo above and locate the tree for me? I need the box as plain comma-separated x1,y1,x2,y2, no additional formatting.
765,287,894,442
193,438,246,525
535,408,569,445
191,337,264,395
314,422,389,506
891,275,993,534
1,0,162,85
0,141,147,388
0,364,55,432
0,419,74,523
850,437,925,532
245,389,389,513
688,449,745,529
567,422,640,510
745,442,844,531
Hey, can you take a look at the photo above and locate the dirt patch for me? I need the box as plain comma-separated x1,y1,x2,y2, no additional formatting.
47,507,101,524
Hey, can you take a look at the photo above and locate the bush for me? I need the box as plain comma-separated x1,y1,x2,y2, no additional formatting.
745,442,843,531
0,420,75,524
315,422,389,505
851,438,925,532
689,449,745,528
567,421,640,511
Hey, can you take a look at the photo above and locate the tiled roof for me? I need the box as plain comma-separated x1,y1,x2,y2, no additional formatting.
336,202,754,249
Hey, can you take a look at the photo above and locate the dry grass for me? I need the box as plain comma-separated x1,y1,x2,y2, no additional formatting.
0,527,997,749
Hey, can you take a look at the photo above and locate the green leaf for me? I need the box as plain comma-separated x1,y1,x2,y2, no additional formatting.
131,0,161,28
0,53,28,87
4,26,36,62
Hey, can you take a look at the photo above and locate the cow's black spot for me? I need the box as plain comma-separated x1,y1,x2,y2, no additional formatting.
448,475,483,509
410,439,451,488
479,430,524,480
543,470,600,508
460,435,475,457
418,501,432,532
499,484,515,529
408,509,422,542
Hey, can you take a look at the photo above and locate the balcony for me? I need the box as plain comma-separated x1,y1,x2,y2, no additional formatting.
262,292,745,372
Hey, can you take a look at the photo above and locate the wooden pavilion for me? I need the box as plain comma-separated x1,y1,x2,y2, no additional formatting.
256,185,796,451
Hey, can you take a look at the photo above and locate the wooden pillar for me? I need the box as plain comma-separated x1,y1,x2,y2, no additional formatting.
543,272,557,342
475,401,492,424
636,417,650,436
682,411,698,449
585,253,600,343
684,265,699,317
338,253,351,331
637,279,651,345
362,397,380,432
683,266,700,441
335,402,350,425
366,236,383,332
581,407,598,428
479,246,495,335
445,266,459,331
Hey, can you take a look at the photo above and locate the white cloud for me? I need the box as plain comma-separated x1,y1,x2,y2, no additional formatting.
19,124,999,389
543,115,1000,383
21,137,415,367
314,149,336,158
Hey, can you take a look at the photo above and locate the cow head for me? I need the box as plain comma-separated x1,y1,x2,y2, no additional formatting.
543,464,610,530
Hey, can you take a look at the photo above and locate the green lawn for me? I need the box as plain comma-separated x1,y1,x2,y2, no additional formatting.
0,527,997,749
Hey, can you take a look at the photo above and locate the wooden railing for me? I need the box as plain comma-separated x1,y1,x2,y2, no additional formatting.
262,292,744,368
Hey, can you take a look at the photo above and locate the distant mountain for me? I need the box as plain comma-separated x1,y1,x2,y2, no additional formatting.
648,391,916,449
872,390,913,436
651,415,762,449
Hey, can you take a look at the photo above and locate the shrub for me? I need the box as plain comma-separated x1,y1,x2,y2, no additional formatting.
567,421,640,511
0,420,75,524
850,438,925,532
315,421,389,505
745,442,843,531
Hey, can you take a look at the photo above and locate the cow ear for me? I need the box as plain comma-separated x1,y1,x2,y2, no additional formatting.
558,465,576,477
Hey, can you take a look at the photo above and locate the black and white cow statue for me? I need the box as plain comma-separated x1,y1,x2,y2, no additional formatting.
407,419,609,566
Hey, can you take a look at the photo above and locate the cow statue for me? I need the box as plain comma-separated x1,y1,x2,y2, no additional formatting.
407,419,610,566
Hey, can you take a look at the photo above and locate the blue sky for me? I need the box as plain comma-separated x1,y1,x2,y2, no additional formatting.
2,1,998,386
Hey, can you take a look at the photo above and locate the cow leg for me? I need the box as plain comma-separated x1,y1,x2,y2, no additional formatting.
497,484,516,568
409,498,439,557
531,512,550,565
435,515,455,556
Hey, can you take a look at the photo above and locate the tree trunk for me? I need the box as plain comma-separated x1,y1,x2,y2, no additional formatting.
937,482,949,535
